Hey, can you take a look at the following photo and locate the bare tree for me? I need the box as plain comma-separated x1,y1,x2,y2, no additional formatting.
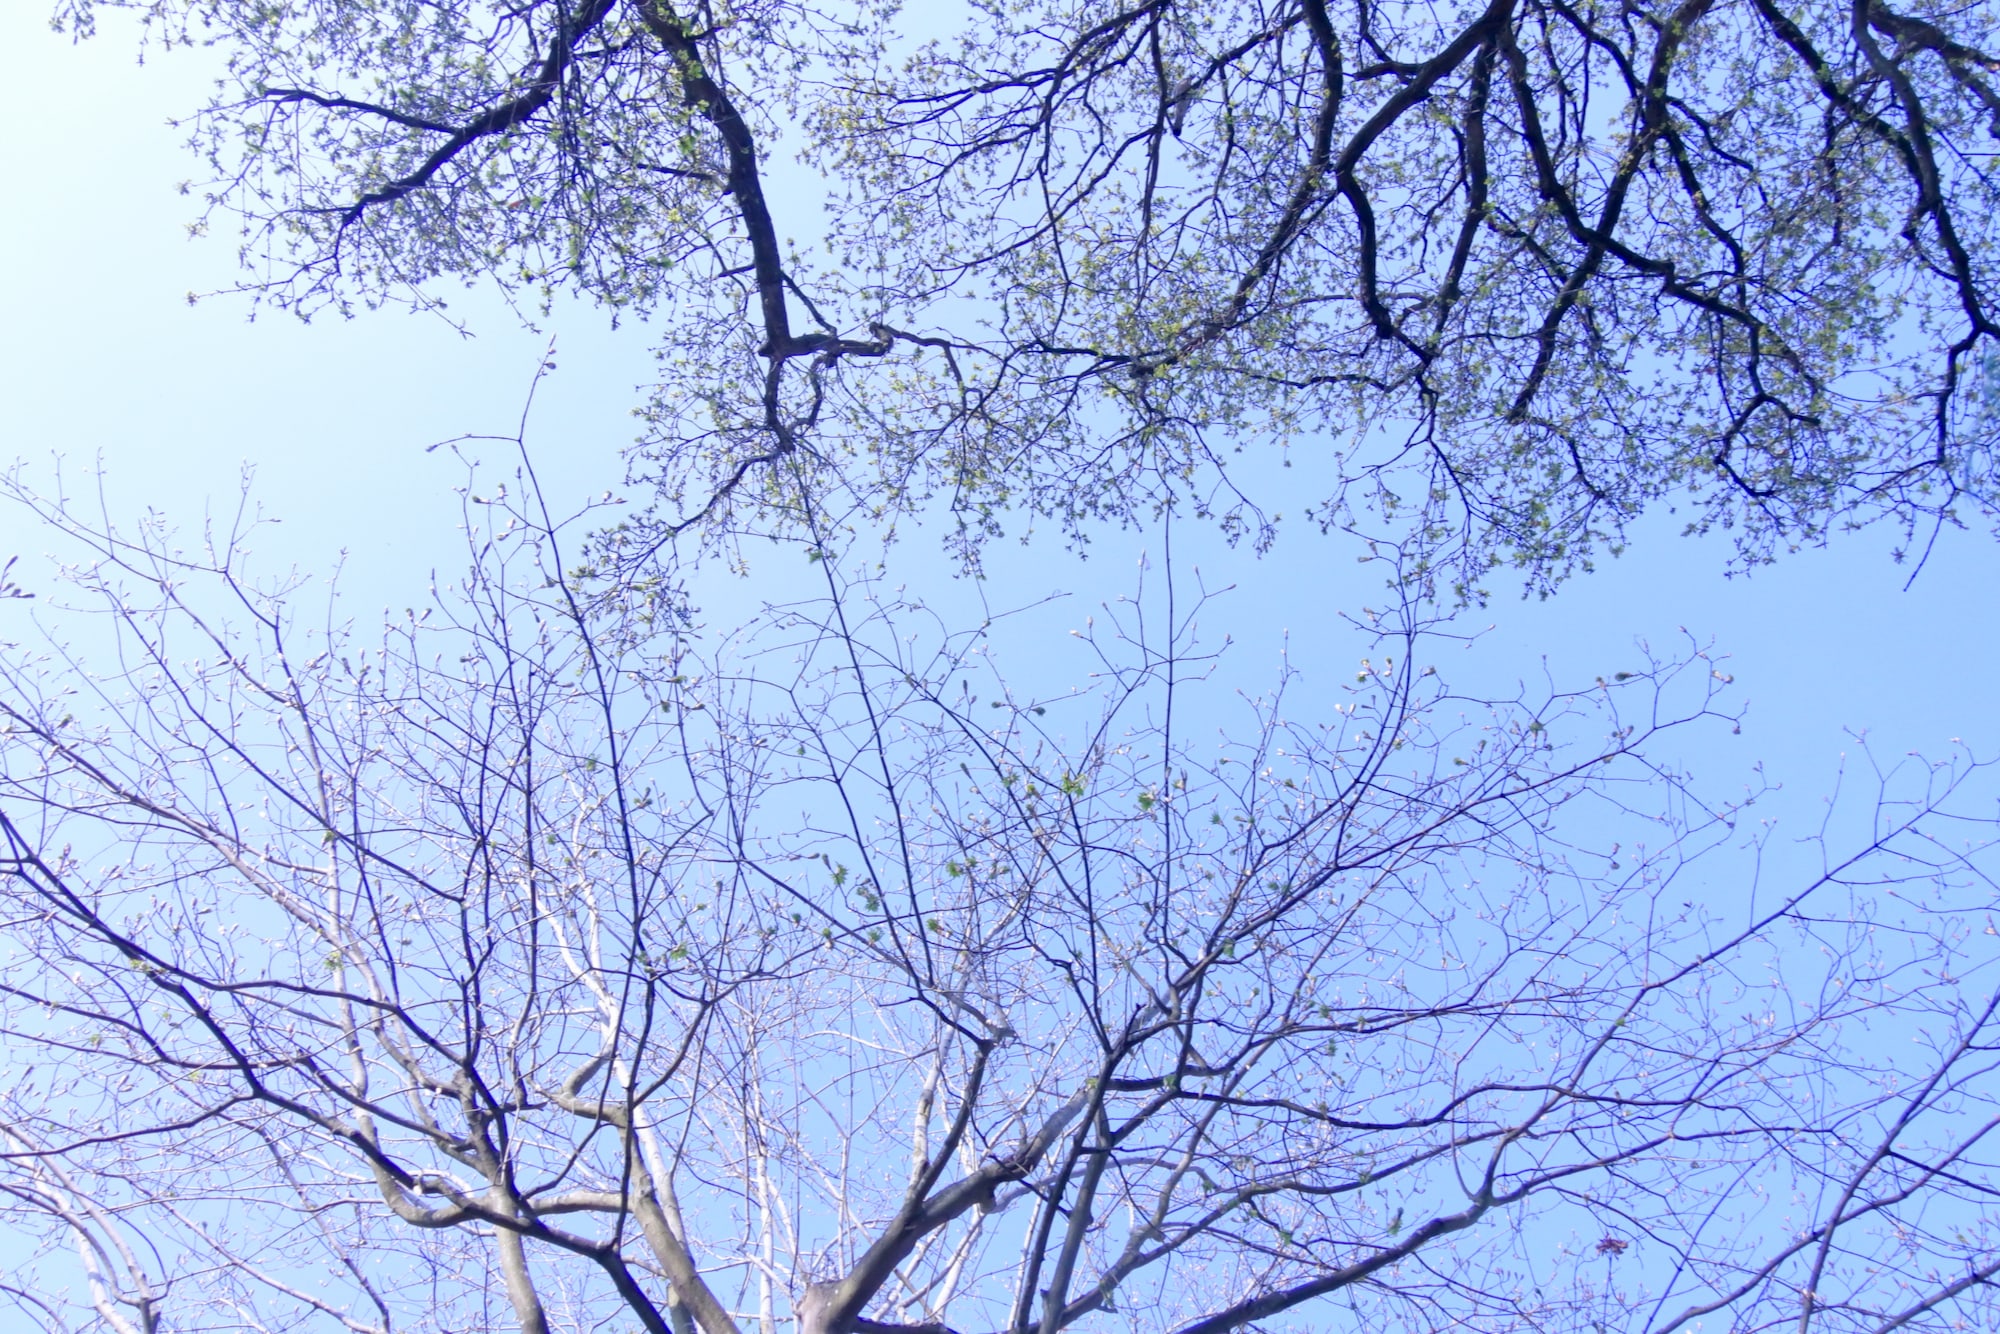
52,0,2000,585
1,450,1997,1334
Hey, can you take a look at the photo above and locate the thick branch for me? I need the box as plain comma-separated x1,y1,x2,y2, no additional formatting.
1168,1197,1492,1334
339,0,617,223
634,0,798,358
803,1084,1087,1334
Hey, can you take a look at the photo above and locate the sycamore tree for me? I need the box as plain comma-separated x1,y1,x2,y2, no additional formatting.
1,455,1998,1334
49,0,2000,587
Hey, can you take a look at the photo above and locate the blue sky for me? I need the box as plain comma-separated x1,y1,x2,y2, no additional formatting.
2,1,1994,845
4,12,2000,1331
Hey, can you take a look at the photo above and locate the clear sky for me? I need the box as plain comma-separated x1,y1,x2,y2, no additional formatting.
2,1,1994,849
4,13,2000,1332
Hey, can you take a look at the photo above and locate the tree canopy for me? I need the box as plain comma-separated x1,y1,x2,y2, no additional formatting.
57,0,2000,586
3,467,1998,1334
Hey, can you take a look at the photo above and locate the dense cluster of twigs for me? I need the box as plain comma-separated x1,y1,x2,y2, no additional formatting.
1,453,1997,1333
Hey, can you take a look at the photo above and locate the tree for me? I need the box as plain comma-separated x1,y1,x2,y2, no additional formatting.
52,0,2000,587
2,456,1998,1334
